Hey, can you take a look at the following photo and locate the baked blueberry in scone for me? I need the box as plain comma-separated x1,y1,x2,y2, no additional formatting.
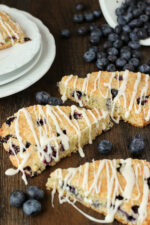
46,158,150,225
0,10,30,50
0,105,112,184
58,70,150,127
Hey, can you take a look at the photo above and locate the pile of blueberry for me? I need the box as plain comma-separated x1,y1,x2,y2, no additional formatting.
9,186,44,216
61,1,150,74
98,134,145,157
35,91,62,106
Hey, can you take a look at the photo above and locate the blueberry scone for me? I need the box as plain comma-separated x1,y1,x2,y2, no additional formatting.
46,158,150,225
0,105,112,184
0,10,30,50
58,70,150,127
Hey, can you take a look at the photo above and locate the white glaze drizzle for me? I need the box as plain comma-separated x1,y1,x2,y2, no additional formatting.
51,158,150,225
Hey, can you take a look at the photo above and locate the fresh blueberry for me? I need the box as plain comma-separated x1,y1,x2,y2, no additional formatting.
132,50,141,59
129,58,140,67
121,32,129,42
108,55,117,63
84,12,94,22
26,186,44,200
137,1,146,11
91,28,102,37
113,39,123,49
103,41,112,49
121,50,131,60
129,134,145,157
116,58,127,68
128,41,140,50
107,47,119,56
48,97,62,106
108,33,119,42
139,64,150,74
114,25,122,34
123,63,135,71
137,28,148,40
35,91,50,105
97,51,107,59
107,64,116,72
96,59,105,70
73,14,84,23
129,32,139,41
23,199,42,216
133,8,142,17
101,24,113,36
123,12,133,23
144,23,150,35
95,57,109,68
122,25,131,33
129,19,142,28
146,6,150,16
89,35,100,45
60,29,71,39
75,3,85,11
120,46,131,53
10,190,26,207
97,140,113,154
117,16,127,26
83,50,96,62
88,46,99,53
115,7,125,16
140,14,149,23
89,23,99,31
93,10,102,18
77,26,89,36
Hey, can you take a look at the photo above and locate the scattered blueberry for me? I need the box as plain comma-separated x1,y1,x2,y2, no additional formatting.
97,51,107,59
140,14,149,23
117,15,127,26
97,140,113,154
121,32,129,42
116,58,127,68
23,199,42,216
83,50,96,62
60,29,71,39
89,35,100,45
89,23,99,31
129,134,145,157
90,28,103,38
129,58,140,68
26,186,44,200
139,64,150,74
84,12,94,22
121,50,131,61
129,32,139,41
103,41,112,49
77,26,89,36
114,25,122,34
101,24,113,36
123,63,135,71
96,58,108,69
113,39,123,49
107,47,119,56
107,64,116,72
132,50,141,59
75,3,85,11
35,91,50,105
73,14,84,23
10,190,26,207
88,46,99,53
108,33,119,42
108,55,117,63
93,10,102,19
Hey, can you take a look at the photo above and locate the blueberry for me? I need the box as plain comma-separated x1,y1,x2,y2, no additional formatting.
103,41,112,49
129,134,145,156
107,64,116,72
60,29,71,39
137,1,146,11
140,14,149,23
93,10,102,18
114,25,122,34
108,55,117,63
128,41,140,50
132,50,141,59
75,3,85,11
96,60,104,70
121,46,131,53
139,64,150,74
108,33,119,42
129,58,140,67
35,91,50,105
101,24,113,36
89,23,99,31
115,8,125,16
91,28,102,37
83,50,96,62
97,51,107,59
77,26,89,36
89,35,100,45
26,186,44,200
121,32,129,42
107,47,118,56
129,19,142,28
123,12,133,23
133,8,142,17
95,57,108,67
129,32,139,41
146,6,150,16
98,140,113,154
88,46,99,53
116,58,127,68
73,14,84,23
122,25,131,33
123,63,135,72
117,16,127,25
48,97,62,106
137,28,148,40
10,190,26,207
23,199,42,216
113,39,123,49
84,12,94,22
121,50,131,61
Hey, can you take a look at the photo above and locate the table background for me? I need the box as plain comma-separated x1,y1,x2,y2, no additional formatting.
0,0,150,225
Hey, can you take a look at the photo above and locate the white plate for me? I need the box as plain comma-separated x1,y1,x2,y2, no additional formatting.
0,8,56,98
0,43,42,85
99,0,150,46
0,5,41,75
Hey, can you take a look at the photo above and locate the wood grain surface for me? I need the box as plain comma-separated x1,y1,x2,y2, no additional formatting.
0,0,150,225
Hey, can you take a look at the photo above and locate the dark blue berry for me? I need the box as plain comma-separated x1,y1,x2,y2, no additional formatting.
129,19,142,28
113,39,123,49
129,58,140,67
89,23,99,31
48,97,62,106
96,59,105,70
107,47,119,56
108,55,117,63
137,28,148,40
93,10,102,18
117,16,127,25
84,12,94,22
116,58,127,68
122,25,131,33
101,24,113,36
60,29,71,38
107,64,116,72
114,25,122,34
88,46,99,53
121,46,131,53
97,51,107,59
83,50,96,62
96,57,108,67
132,50,141,59
121,50,131,60
98,140,113,154
108,33,119,42
75,3,85,11
133,8,142,17
140,14,149,23
89,35,100,45
91,28,102,37
103,41,112,49
23,199,42,216
146,6,150,16
129,32,139,41
128,41,140,50
121,32,129,42
123,63,135,71
137,1,146,11
115,8,125,16
129,134,145,156
139,64,150,74
26,186,44,200
35,91,50,105
10,190,26,207
123,12,133,23
77,26,89,36
73,14,84,23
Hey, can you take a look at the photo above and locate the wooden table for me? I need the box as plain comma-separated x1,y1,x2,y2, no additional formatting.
0,0,150,225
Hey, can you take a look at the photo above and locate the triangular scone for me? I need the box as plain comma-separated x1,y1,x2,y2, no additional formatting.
0,105,112,183
0,10,29,50
58,70,150,127
46,158,150,225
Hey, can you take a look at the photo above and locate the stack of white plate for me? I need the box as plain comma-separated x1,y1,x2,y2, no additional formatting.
0,5,56,98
